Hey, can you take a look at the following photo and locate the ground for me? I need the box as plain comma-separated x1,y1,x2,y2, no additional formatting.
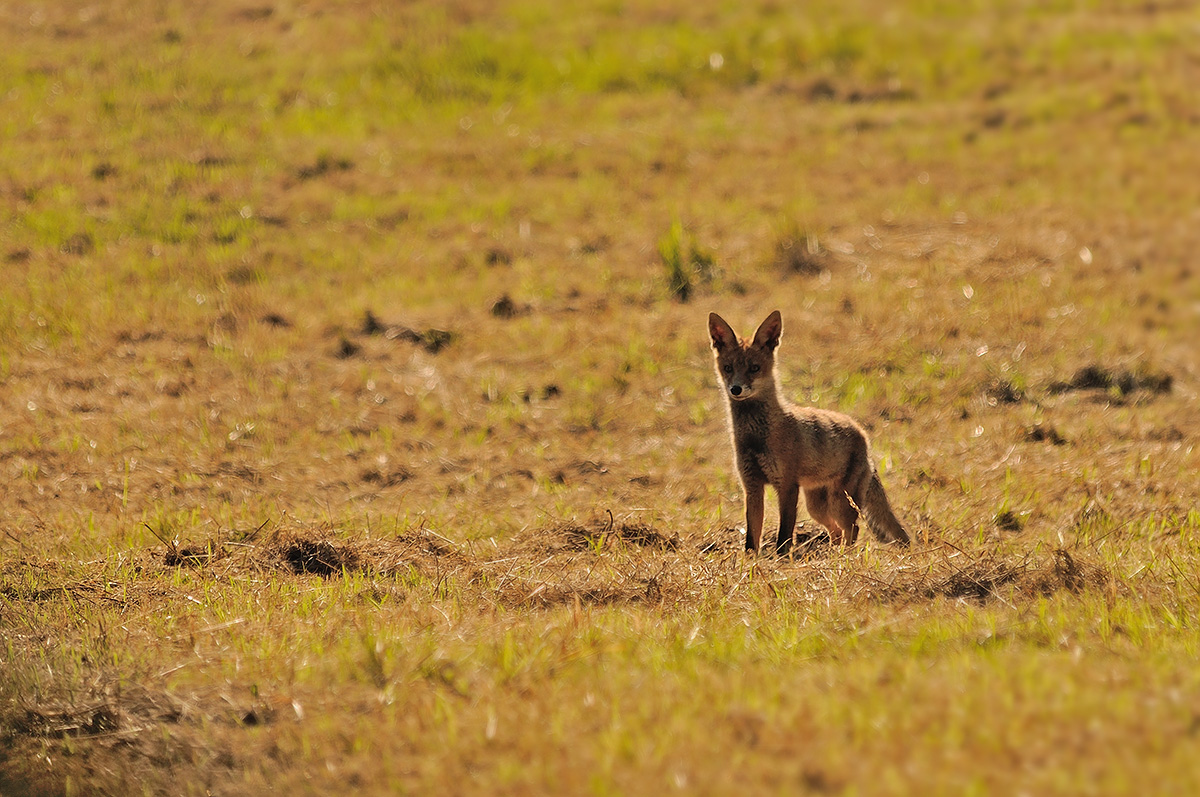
2,1,1199,794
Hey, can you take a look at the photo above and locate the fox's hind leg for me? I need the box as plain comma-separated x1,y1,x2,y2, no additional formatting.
804,486,844,544
829,488,861,545
831,457,876,545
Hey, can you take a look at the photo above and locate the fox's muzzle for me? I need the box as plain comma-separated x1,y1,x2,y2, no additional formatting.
728,384,752,399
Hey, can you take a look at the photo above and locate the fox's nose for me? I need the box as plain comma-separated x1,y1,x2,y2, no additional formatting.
729,385,742,396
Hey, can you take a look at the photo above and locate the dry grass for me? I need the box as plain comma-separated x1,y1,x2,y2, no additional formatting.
4,510,1194,794
3,0,1200,794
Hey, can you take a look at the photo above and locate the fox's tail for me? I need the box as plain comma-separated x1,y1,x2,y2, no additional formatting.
861,472,910,545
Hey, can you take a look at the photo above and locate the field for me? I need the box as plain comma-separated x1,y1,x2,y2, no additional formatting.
2,0,1200,793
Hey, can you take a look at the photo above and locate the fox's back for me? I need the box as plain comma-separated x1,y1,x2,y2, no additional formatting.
731,398,868,488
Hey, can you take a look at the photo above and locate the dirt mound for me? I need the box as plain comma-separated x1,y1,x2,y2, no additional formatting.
926,556,1023,602
518,584,643,609
278,537,359,576
696,525,829,557
9,683,186,742
525,520,681,555
495,563,681,609
147,522,466,579
139,519,1115,612
876,547,1112,605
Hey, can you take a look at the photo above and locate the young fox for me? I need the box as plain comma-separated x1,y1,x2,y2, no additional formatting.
709,310,910,554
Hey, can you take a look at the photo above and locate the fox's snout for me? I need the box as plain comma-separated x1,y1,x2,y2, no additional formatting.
715,356,768,401
721,371,758,400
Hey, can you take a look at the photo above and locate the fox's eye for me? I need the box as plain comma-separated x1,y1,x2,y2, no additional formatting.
722,365,733,374
748,364,760,374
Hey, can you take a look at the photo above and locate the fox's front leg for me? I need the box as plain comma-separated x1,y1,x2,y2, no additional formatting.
775,482,800,557
744,481,765,552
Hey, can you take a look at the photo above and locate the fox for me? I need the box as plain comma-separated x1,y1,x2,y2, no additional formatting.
709,310,910,554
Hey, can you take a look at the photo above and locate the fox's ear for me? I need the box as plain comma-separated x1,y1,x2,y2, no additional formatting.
751,310,782,351
708,313,738,351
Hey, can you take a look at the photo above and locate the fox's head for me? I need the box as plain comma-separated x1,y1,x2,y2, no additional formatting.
708,311,781,401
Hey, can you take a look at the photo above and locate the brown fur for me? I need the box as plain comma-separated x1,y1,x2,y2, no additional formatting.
709,310,910,554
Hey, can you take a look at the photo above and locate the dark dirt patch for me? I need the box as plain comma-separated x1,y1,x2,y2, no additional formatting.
484,246,512,266
1054,364,1114,391
490,294,529,319
191,152,229,168
359,309,457,353
281,538,357,576
334,337,361,359
162,544,215,568
261,312,291,328
361,309,387,336
388,326,456,354
1025,423,1067,445
252,527,466,577
115,328,165,345
58,375,102,391
1049,363,1173,399
983,377,1025,405
295,154,353,181
142,521,465,580
234,5,274,21
993,510,1023,533
361,467,414,487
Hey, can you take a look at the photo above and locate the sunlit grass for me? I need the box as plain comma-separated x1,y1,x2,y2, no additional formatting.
2,0,1200,793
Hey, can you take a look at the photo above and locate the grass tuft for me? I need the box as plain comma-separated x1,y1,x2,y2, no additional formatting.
659,220,717,302
771,219,826,275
